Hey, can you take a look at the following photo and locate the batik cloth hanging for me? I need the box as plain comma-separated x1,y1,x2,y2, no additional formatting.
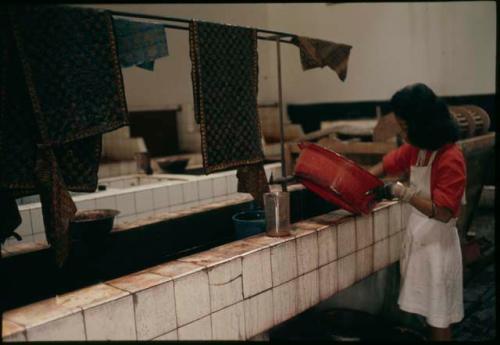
189,20,264,174
237,163,270,209
0,5,128,265
113,17,169,71
292,36,352,81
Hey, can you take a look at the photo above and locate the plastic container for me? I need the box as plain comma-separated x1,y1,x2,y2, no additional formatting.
232,210,266,239
294,142,384,214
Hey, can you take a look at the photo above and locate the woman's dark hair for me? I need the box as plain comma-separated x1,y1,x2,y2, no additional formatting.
390,83,460,150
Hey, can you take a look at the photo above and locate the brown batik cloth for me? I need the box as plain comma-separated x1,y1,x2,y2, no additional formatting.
237,163,270,209
189,20,264,174
1,6,128,265
292,36,352,81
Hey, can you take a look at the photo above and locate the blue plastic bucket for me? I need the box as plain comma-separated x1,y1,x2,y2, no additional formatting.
232,210,266,239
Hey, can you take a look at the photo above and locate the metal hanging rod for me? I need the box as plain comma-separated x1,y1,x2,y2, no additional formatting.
109,10,297,44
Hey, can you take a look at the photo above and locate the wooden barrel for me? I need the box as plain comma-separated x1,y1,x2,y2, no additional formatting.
449,106,474,139
462,105,491,135
449,105,490,139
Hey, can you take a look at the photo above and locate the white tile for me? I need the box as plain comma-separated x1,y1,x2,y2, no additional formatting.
182,201,199,210
208,258,243,312
116,215,138,224
243,290,274,339
242,248,272,298
337,253,356,292
95,196,117,210
16,209,33,237
135,190,154,213
213,176,227,197
182,182,198,203
178,315,212,340
98,165,110,178
84,295,136,340
153,186,170,210
318,226,337,266
388,203,402,235
174,270,210,326
248,332,270,341
168,184,184,206
336,219,356,258
296,232,319,275
401,202,412,229
33,232,47,245
356,246,373,282
134,281,177,340
153,329,178,341
226,174,238,194
272,279,298,326
30,208,44,235
116,192,135,216
319,261,338,301
75,199,96,212
154,207,170,215
297,270,319,313
355,214,373,250
3,332,27,342
197,179,213,200
373,208,389,242
374,238,390,271
109,163,121,177
109,180,124,189
270,241,298,287
389,232,402,264
26,312,85,341
169,204,185,212
211,302,246,340
135,211,155,220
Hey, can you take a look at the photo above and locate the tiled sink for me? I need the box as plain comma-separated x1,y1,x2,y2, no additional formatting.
16,174,196,205
97,174,195,189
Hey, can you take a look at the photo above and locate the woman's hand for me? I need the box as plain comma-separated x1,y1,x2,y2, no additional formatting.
390,182,417,201
368,181,416,202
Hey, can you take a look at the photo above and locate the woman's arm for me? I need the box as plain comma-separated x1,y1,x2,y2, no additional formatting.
408,194,454,223
368,162,384,177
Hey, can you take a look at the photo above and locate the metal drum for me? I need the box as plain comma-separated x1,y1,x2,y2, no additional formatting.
263,191,291,237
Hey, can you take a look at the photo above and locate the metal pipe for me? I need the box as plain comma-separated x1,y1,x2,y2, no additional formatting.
275,36,287,193
109,10,297,44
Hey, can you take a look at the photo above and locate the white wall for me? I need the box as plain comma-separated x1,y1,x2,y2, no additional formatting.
79,4,276,111
82,2,496,109
266,2,497,103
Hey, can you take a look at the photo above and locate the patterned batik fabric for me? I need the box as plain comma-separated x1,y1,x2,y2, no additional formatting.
189,20,264,174
1,6,128,265
237,163,270,209
113,18,169,71
292,36,352,81
0,190,22,244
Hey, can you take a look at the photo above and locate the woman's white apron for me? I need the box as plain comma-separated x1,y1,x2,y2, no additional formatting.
398,149,465,328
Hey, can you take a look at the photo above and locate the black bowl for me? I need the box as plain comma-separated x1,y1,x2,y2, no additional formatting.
157,158,189,174
70,209,120,244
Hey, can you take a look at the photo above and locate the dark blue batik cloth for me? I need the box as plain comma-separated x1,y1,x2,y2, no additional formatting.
113,18,168,71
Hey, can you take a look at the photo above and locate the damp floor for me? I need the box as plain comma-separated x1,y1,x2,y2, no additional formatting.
453,206,496,341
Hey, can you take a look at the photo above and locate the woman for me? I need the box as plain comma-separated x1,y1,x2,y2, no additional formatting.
368,83,466,341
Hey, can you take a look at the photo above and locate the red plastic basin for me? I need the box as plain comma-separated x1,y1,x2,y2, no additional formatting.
294,142,384,214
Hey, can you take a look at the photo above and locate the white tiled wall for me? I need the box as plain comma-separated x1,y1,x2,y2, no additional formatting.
3,163,282,250
3,202,404,342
